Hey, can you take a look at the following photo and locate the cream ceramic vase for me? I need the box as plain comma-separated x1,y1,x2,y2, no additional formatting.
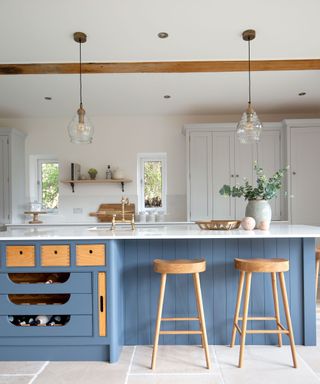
112,168,124,180
245,200,271,229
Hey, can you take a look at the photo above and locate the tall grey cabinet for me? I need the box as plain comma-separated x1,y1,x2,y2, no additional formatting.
185,123,283,221
0,128,26,224
285,119,320,225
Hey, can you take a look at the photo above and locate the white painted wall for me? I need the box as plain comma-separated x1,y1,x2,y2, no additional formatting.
0,112,319,224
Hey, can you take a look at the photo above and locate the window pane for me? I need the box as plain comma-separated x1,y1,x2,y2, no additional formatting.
41,163,59,209
144,161,162,208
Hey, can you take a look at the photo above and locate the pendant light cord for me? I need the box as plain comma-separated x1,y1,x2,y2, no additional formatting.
79,38,83,106
248,38,251,104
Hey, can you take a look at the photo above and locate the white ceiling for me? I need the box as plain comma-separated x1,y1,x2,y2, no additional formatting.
1,0,320,118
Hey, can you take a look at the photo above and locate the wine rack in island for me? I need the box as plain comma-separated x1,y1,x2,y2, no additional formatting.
0,240,122,362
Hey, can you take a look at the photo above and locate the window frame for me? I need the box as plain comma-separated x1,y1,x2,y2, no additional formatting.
137,153,167,213
37,159,59,212
26,155,59,214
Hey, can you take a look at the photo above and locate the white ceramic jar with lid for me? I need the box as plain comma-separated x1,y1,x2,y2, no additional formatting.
112,168,124,180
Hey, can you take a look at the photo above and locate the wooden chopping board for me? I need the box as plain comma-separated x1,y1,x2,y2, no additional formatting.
89,203,135,222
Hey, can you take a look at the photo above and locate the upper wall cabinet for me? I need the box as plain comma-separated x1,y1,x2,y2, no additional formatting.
184,123,283,221
0,128,26,224
284,119,320,225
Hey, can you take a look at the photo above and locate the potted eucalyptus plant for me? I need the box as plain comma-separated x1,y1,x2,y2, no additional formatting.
219,163,287,227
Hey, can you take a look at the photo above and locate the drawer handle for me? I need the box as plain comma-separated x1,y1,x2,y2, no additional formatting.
54,250,58,255
100,296,104,312
89,249,93,254
19,251,23,255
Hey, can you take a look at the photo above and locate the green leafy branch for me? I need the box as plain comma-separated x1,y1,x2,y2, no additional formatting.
219,163,287,201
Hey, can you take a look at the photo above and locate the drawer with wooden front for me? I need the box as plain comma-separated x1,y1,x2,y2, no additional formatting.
76,244,106,266
41,245,70,267
6,246,36,267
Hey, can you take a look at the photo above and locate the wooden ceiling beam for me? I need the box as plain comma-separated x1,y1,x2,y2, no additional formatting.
1,59,320,75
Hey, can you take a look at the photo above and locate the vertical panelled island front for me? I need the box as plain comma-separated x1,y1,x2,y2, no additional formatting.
0,224,318,362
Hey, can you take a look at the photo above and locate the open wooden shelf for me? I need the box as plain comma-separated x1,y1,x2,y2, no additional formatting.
61,178,132,192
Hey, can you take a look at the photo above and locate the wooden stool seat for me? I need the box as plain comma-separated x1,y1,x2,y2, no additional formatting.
153,258,206,274
235,258,289,273
231,258,297,368
316,250,320,261
151,258,210,370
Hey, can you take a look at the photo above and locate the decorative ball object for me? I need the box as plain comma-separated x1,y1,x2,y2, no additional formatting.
35,315,49,325
258,220,270,231
241,217,256,231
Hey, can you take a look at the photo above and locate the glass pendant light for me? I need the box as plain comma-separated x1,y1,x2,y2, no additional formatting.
237,29,262,144
67,32,94,144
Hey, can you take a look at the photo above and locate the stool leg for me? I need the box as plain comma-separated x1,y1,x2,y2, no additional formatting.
230,271,245,348
193,272,211,369
316,258,320,301
271,272,282,347
151,273,167,370
279,272,298,368
193,274,205,349
238,272,252,368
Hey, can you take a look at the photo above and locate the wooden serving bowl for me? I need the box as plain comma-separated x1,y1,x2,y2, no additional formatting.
195,220,241,230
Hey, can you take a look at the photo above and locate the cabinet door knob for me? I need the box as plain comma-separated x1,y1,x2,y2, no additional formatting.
292,171,296,175
230,174,234,178
236,174,239,178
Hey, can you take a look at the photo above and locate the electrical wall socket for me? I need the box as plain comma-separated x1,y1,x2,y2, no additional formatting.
73,208,83,214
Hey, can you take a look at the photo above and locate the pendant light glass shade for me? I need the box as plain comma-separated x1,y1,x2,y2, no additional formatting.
236,29,262,144
67,103,94,144
237,102,262,144
68,32,94,144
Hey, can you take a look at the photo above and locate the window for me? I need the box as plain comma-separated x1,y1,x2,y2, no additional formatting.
37,159,59,211
137,153,167,212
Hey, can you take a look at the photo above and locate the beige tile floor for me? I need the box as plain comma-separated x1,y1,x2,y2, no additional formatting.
2,308,320,384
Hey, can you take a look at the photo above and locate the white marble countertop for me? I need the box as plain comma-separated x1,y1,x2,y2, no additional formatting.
0,223,319,240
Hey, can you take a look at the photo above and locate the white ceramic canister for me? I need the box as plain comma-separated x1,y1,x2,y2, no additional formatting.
147,211,156,223
156,211,165,222
138,211,147,223
112,168,124,179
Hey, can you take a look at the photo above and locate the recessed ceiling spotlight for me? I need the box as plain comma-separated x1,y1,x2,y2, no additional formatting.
298,92,306,96
158,32,169,39
44,96,52,100
163,95,171,99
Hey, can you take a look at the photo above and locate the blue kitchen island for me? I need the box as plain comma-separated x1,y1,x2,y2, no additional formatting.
0,223,318,362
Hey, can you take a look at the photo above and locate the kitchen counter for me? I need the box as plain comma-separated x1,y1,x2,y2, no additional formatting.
1,223,319,240
0,223,318,362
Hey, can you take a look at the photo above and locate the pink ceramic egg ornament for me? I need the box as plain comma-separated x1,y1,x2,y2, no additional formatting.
241,217,256,231
258,220,270,230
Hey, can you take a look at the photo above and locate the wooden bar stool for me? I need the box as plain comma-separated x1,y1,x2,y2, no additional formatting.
230,258,297,368
316,249,320,300
151,259,211,370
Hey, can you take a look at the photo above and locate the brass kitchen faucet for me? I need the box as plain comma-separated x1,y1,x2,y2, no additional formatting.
111,196,135,230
